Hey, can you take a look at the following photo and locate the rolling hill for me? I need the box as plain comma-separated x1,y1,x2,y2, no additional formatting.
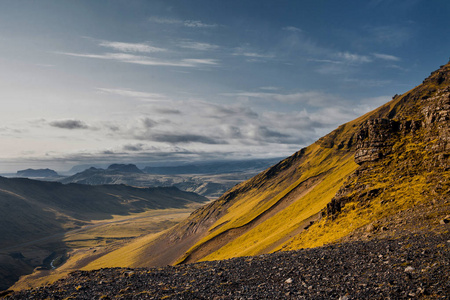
0,177,208,290
0,176,207,249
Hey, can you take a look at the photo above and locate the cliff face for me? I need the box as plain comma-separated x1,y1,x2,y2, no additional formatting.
327,64,450,217
282,63,450,251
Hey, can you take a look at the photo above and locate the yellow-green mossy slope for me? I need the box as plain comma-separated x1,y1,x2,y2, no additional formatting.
279,62,450,251
179,62,450,262
129,62,449,267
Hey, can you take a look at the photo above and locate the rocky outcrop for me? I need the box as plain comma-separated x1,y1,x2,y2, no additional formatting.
421,89,450,170
354,118,400,165
327,64,450,218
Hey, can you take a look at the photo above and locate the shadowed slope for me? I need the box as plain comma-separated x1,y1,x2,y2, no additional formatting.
0,177,208,290
0,177,207,249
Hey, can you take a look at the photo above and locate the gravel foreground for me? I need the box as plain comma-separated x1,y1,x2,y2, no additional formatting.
3,232,449,300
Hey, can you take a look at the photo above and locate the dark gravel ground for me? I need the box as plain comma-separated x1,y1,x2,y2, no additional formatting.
3,231,449,299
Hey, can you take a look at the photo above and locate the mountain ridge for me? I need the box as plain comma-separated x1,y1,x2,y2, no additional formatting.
103,61,449,267
59,159,282,198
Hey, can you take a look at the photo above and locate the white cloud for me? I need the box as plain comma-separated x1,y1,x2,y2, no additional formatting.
183,20,217,28
222,90,337,107
182,58,219,65
283,26,302,33
232,46,275,60
373,53,401,61
57,52,219,68
179,41,220,51
307,58,343,64
149,17,217,28
97,88,169,101
337,52,372,64
99,41,166,53
148,16,181,25
343,78,393,87
233,50,274,59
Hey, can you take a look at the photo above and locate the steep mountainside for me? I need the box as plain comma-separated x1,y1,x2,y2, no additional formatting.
96,62,449,268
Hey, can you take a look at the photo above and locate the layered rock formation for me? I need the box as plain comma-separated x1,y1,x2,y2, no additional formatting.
327,63,450,218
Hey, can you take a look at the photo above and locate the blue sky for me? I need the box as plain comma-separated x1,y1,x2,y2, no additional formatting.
0,0,449,172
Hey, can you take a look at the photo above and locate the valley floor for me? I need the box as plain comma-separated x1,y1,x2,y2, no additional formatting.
3,227,449,299
2,205,206,291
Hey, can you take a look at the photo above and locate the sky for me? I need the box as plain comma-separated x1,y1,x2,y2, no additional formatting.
0,0,449,173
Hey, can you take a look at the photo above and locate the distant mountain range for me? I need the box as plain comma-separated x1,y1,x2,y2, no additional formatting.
58,158,282,198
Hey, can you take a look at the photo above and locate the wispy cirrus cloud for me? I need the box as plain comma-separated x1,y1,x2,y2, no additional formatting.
222,90,337,107
336,52,372,64
99,41,166,53
233,48,274,59
149,17,217,28
373,53,401,61
283,26,302,33
178,40,220,51
97,88,169,101
364,25,413,48
57,52,219,67
183,20,217,28
182,58,218,65
343,78,393,87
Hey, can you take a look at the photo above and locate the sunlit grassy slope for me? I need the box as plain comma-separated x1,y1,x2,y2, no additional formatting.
168,62,450,264
278,63,450,251
176,120,367,263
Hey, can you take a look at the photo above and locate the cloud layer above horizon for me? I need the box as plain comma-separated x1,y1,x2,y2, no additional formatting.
0,0,449,172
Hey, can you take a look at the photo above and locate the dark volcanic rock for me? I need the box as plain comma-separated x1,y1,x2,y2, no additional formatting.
354,118,400,165
16,168,59,178
107,164,144,174
5,231,449,299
